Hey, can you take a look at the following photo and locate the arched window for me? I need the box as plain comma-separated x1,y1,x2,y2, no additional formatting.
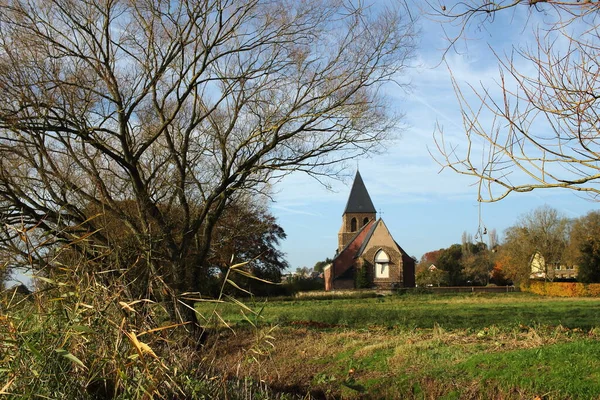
362,217,369,227
375,250,390,278
350,217,357,232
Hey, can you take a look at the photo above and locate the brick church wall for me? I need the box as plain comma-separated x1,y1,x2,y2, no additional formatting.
361,245,403,289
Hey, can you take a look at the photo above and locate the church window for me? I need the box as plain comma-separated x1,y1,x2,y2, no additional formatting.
375,250,390,278
363,217,369,227
350,217,357,232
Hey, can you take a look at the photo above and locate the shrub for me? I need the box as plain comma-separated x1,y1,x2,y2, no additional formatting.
282,276,324,295
587,284,600,297
523,281,600,297
355,266,370,289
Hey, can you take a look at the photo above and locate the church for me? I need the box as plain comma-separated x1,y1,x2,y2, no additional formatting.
324,171,416,291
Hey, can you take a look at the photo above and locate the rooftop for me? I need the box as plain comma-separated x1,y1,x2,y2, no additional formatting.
343,171,376,214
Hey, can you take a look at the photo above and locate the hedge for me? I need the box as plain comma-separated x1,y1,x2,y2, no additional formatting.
524,281,600,297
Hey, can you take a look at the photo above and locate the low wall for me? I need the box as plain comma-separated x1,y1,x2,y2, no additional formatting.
296,286,518,298
295,289,381,299
523,281,600,297
410,286,518,294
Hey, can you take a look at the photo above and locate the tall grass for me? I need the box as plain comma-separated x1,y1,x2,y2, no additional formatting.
1,255,199,398
0,234,303,399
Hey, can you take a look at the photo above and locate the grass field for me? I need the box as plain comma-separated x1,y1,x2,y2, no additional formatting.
200,292,600,399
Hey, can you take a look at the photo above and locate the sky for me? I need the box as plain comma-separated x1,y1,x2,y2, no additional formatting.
5,2,598,287
271,2,600,271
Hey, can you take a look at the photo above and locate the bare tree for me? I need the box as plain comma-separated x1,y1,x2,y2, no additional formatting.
461,230,473,255
0,0,415,325
427,1,600,202
488,228,498,250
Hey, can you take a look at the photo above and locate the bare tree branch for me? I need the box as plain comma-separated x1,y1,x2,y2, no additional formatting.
428,0,600,202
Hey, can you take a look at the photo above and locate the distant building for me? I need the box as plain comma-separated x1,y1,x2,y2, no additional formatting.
324,171,415,290
530,252,577,280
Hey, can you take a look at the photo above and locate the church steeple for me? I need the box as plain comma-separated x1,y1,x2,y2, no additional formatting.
338,171,377,252
343,171,376,214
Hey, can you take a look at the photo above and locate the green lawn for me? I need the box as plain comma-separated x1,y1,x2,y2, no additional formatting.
202,292,600,399
198,292,600,330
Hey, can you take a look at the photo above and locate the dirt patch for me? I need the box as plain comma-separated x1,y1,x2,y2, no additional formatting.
289,320,343,329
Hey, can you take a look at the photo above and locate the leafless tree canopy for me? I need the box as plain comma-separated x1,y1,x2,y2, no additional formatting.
428,0,600,201
0,0,415,321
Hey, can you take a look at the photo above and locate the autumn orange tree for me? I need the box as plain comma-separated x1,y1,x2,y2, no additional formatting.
0,0,416,326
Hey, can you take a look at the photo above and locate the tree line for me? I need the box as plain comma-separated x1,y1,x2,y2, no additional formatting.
416,239,498,287
499,206,600,285
417,205,600,288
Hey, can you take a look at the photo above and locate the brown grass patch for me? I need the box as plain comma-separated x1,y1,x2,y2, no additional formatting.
205,323,594,399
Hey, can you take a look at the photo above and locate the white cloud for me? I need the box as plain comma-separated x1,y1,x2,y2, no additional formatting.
271,6,600,270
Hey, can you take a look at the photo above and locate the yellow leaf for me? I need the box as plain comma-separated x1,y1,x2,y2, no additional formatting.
0,377,15,394
138,322,189,337
230,260,250,269
125,331,157,359
231,268,279,284
226,278,253,296
119,301,136,313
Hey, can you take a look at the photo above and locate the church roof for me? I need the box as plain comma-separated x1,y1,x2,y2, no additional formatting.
343,171,376,214
355,219,380,257
332,219,375,279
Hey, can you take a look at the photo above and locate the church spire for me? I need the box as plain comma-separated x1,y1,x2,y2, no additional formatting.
343,170,376,214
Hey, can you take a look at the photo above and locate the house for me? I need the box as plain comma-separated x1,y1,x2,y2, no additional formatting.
529,252,577,280
323,171,416,290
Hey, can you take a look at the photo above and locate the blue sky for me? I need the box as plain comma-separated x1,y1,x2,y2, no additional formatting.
5,2,597,287
271,3,600,270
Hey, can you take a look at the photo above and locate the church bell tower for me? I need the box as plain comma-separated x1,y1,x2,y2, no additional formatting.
338,171,377,253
